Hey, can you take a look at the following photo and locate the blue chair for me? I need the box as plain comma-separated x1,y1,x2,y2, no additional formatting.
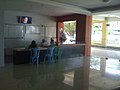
54,46,62,62
44,46,55,64
30,48,40,64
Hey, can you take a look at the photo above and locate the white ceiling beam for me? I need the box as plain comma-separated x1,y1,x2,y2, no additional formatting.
27,0,91,15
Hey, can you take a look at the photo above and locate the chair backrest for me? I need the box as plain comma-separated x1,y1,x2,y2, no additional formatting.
31,48,40,58
54,46,61,55
46,46,55,56
58,47,61,55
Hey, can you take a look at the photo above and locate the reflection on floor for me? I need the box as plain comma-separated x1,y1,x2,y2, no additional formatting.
89,57,120,90
1,47,120,90
90,47,120,90
91,47,120,59
0,57,87,90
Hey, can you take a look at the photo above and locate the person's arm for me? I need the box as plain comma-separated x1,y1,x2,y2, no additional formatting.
35,44,37,47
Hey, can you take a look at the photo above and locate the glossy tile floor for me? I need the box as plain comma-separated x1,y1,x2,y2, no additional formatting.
0,57,89,90
1,47,120,90
89,57,120,90
90,47,120,90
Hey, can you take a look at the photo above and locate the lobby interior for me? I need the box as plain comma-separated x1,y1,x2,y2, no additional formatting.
1,0,120,90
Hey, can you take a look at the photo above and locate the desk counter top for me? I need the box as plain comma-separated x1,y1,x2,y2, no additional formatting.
13,48,30,51
13,47,48,51
13,47,48,64
60,43,85,46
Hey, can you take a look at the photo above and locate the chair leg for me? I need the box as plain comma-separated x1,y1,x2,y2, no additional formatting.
44,57,46,63
32,58,34,64
37,58,39,65
54,56,56,63
48,56,52,64
48,57,51,64
58,55,61,61
50,57,52,64
51,56,54,64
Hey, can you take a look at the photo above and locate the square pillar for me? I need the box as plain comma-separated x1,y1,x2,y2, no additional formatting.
0,8,4,67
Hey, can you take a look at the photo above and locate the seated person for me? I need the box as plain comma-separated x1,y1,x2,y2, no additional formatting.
40,39,49,47
50,38,55,46
28,40,37,48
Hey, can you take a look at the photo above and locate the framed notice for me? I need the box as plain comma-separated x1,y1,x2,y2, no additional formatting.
26,25,41,34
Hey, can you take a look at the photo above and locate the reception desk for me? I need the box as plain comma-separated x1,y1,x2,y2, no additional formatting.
60,44,85,59
13,48,30,64
13,44,85,64
13,47,48,64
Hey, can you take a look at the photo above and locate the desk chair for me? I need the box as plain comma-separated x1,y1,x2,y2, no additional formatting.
30,48,40,64
44,46,55,64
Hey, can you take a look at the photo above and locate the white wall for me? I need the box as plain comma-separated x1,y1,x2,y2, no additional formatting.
4,11,56,25
4,10,56,55
92,15,105,20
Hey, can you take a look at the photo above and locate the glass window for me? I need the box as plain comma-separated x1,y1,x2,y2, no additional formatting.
62,21,76,44
107,21,120,47
91,22,103,43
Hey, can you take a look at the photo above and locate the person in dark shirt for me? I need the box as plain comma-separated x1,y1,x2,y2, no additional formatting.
50,38,54,46
28,40,37,48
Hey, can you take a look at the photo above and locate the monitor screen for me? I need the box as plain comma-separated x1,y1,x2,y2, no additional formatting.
17,16,32,24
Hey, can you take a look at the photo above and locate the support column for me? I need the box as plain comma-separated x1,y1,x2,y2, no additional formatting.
102,18,108,47
57,22,64,45
85,16,92,56
100,58,106,75
0,7,4,67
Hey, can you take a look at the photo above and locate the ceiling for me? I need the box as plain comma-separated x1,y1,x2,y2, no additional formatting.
1,0,120,17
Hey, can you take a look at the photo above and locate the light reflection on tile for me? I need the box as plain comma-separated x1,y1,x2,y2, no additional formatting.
89,57,120,90
63,71,74,87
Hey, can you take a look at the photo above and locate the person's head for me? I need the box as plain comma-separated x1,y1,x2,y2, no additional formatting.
31,40,36,45
42,39,45,43
23,17,28,23
60,28,63,32
51,38,53,41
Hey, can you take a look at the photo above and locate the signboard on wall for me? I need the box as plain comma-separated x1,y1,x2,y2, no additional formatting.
26,25,42,34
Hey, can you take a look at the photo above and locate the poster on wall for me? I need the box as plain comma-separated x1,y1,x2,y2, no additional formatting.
17,16,32,24
26,25,41,34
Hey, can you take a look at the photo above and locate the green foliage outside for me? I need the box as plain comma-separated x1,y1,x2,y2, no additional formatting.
64,21,76,36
